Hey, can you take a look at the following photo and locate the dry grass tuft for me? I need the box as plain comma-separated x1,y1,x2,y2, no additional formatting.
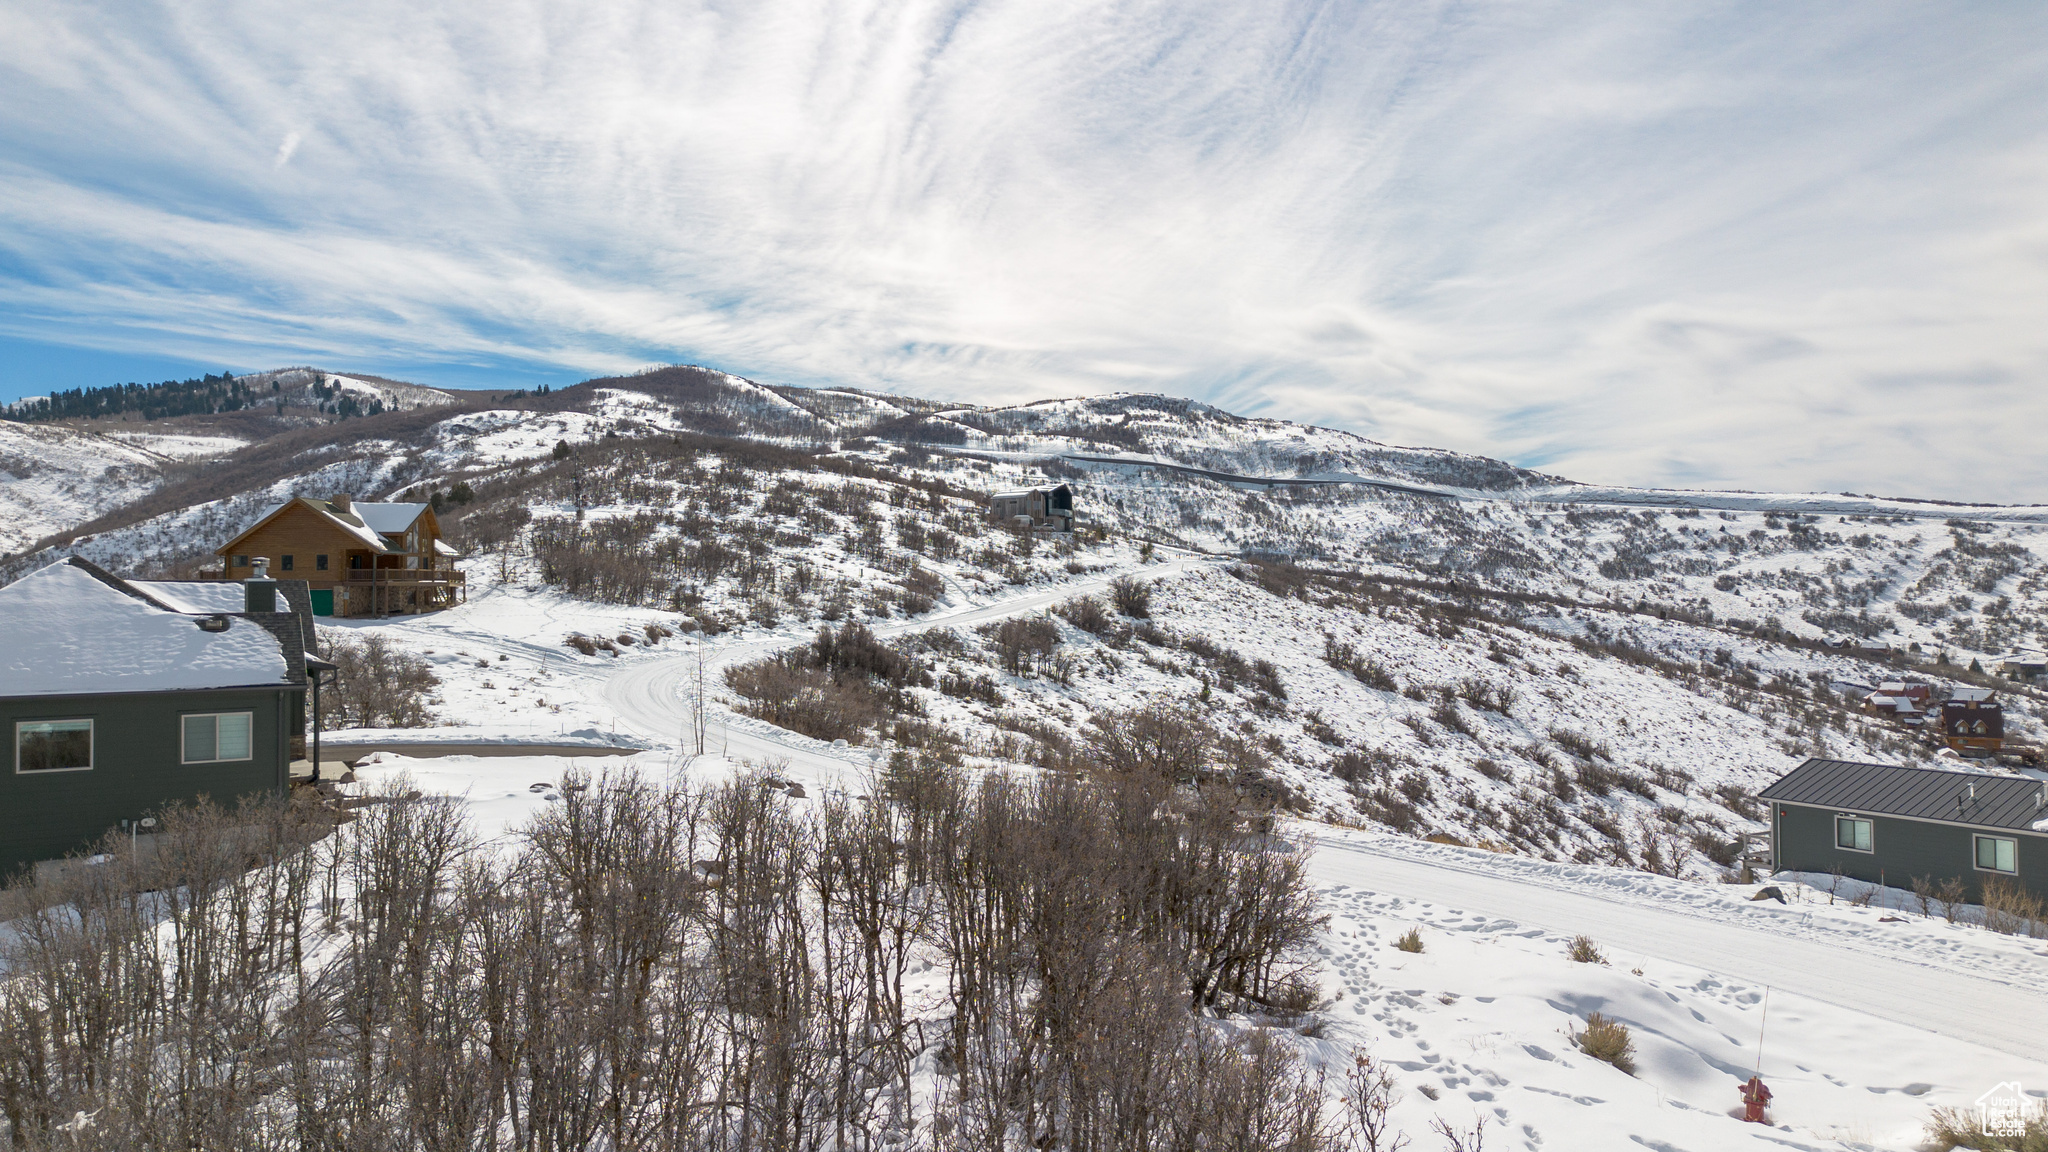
1573,1012,1637,1075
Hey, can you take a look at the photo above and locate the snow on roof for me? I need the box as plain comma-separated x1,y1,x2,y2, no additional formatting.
132,580,249,615
0,563,291,698
223,499,429,557
1950,687,1999,703
433,538,460,557
355,502,428,535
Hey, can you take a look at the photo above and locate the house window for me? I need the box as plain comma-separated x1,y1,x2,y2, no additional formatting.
1834,815,1873,853
316,554,329,571
182,713,253,764
232,555,249,568
1975,835,2018,875
16,719,92,773
281,555,295,571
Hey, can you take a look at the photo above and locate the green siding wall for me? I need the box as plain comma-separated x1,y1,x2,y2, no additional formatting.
1,687,294,879
1773,802,2048,902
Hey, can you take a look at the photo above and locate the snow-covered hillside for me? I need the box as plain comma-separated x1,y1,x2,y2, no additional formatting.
0,420,245,554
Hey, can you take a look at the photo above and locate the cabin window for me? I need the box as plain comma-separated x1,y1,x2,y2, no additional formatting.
316,554,329,571
1834,815,1873,853
16,719,92,773
350,555,364,569
232,555,249,568
1975,835,2017,874
281,555,294,571
182,713,253,764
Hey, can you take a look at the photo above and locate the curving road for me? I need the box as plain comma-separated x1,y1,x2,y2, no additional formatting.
1305,826,2048,1060
602,554,1220,771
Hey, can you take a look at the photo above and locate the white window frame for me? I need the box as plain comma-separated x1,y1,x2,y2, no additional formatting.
1834,814,1874,854
181,711,255,765
1974,835,2018,875
15,718,94,774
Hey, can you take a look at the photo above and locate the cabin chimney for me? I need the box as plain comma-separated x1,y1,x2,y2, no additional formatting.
332,493,353,513
245,557,277,613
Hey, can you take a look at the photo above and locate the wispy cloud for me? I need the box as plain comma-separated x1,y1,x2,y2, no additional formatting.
0,0,2044,500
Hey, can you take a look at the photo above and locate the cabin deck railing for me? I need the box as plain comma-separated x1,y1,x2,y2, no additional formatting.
341,569,466,585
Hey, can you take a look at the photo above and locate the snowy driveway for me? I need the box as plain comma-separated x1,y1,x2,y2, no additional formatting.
602,553,1221,773
1303,824,2048,1060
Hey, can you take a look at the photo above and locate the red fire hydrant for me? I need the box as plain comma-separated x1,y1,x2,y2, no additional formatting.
1741,1076,1772,1123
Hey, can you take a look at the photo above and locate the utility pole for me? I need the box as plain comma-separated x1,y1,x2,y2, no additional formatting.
692,643,708,756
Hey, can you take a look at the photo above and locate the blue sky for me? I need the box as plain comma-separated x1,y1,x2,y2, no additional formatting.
2,1,2044,500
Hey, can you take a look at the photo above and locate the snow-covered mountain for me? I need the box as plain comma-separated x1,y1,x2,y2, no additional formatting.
8,363,2043,873
6,361,2046,1149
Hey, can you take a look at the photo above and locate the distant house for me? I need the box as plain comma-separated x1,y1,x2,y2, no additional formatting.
989,484,1075,532
1995,653,2048,683
1939,688,2003,756
1863,680,1930,725
0,558,317,878
1759,757,2046,902
214,494,463,617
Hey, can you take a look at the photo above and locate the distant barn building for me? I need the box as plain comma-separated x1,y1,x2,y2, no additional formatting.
214,494,463,617
1759,757,2045,902
989,484,1074,532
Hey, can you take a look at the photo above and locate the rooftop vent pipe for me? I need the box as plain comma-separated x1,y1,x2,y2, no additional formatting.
245,557,277,613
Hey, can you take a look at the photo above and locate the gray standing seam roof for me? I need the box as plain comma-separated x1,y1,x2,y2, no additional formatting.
1758,758,2048,834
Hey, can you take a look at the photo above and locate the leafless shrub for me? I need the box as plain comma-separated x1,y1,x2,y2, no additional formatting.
1088,703,1214,779
1395,927,1424,953
1324,636,1399,692
1549,728,1613,761
325,632,439,727
725,653,886,743
1337,1051,1409,1152
1056,593,1113,634
1937,876,1966,924
1982,876,2047,938
1109,574,1153,617
1567,935,1607,964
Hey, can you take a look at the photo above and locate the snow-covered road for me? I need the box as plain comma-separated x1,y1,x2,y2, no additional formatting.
1303,825,2048,1060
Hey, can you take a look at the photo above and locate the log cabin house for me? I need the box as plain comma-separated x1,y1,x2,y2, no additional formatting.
213,495,463,617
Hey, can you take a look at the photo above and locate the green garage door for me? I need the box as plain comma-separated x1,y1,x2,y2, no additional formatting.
310,589,334,616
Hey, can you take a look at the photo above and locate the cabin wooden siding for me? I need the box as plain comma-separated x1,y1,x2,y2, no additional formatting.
220,501,362,582
0,686,293,879
217,501,460,616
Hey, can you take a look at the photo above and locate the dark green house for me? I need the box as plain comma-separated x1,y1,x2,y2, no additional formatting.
0,558,316,880
1759,757,2048,902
